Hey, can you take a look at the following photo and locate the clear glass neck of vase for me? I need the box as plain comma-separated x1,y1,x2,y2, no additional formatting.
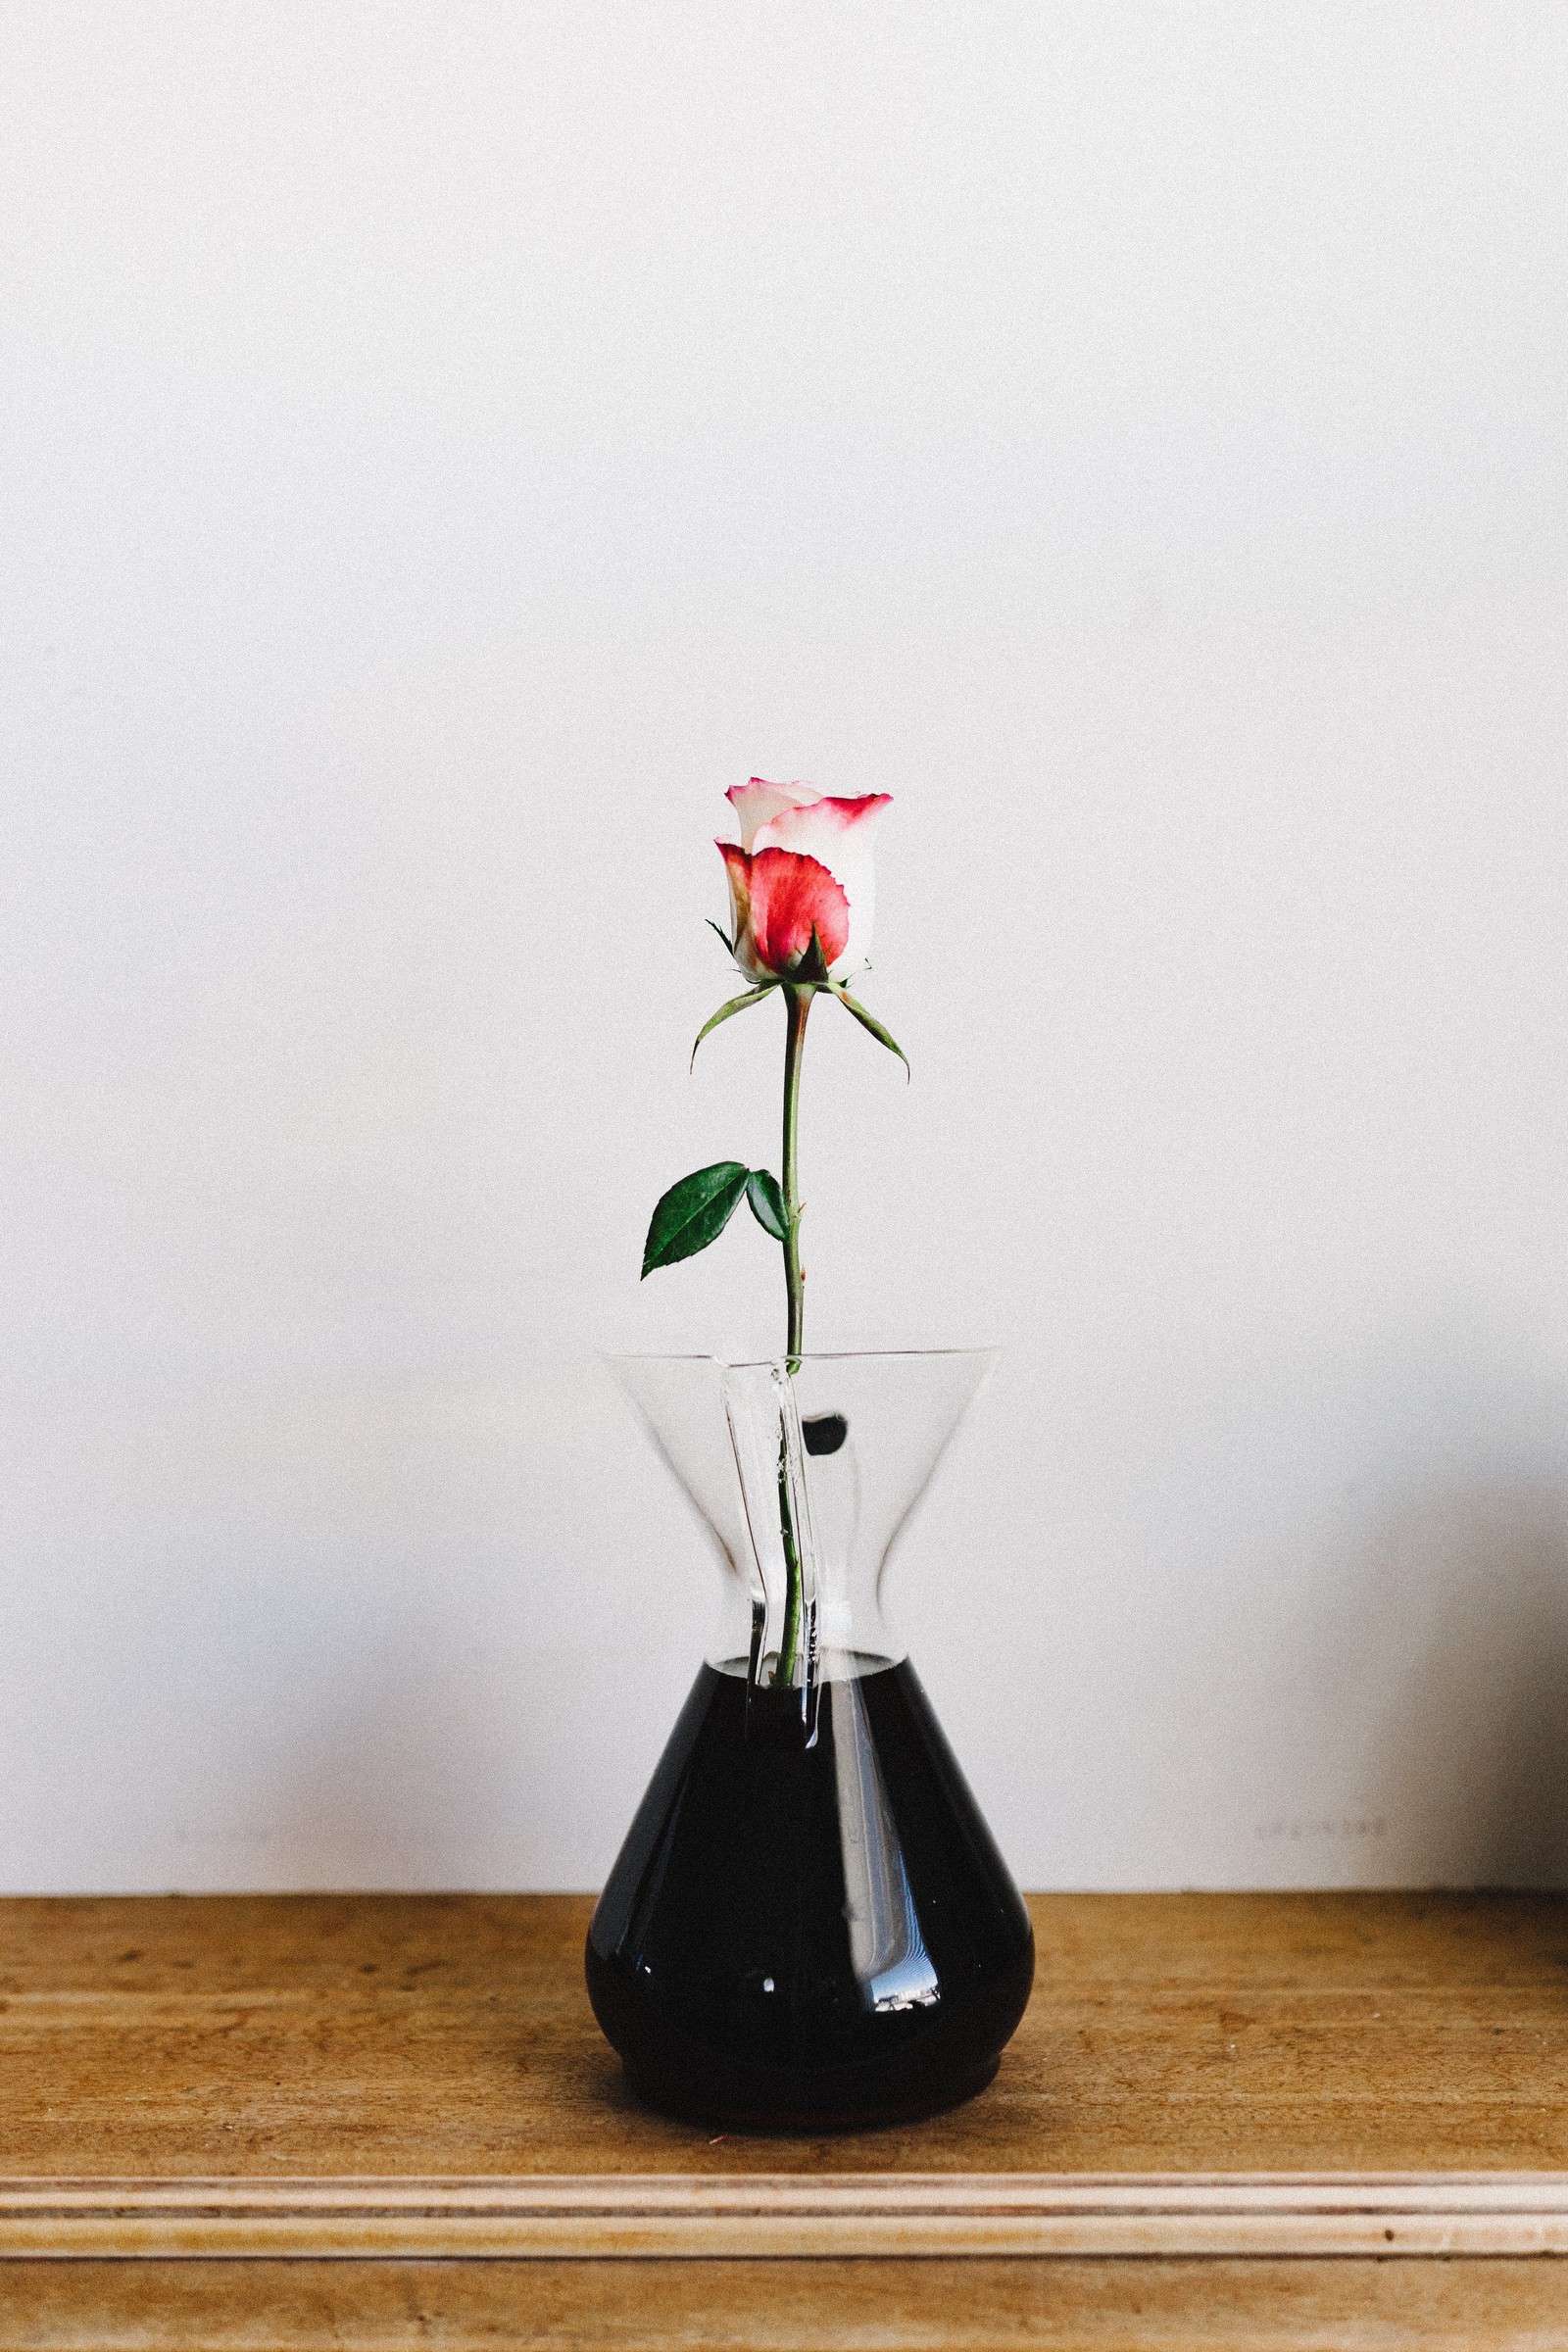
610,1349,998,1706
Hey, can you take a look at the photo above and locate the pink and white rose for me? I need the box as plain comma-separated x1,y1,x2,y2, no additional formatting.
717,779,892,983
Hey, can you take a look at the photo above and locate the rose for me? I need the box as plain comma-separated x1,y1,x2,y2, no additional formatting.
643,768,913,1690
643,774,907,1687
645,774,907,1290
717,779,892,983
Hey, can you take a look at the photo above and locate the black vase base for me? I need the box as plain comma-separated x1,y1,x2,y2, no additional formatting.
619,2054,1001,2134
588,1659,1035,2140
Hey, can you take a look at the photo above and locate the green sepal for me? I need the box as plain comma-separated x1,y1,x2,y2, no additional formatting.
827,981,909,1078
746,1168,789,1243
706,918,735,955
641,1162,751,1276
787,925,834,986
690,983,776,1069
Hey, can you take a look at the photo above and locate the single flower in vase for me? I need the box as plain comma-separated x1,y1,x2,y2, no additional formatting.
590,776,1033,2131
641,781,905,1687
643,778,906,1357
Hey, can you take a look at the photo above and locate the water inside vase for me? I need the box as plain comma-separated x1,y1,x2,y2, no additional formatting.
585,1648,1034,2125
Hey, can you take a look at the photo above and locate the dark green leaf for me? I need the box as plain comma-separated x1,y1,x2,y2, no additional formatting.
641,1161,750,1276
747,1168,789,1243
827,981,910,1078
706,918,736,955
690,983,776,1069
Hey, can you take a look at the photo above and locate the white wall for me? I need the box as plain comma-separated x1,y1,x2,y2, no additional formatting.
4,2,1567,1892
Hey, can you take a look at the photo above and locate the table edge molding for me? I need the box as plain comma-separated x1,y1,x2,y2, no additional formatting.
2,2173,1566,2260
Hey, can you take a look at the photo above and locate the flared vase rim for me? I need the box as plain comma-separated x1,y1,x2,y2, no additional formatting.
603,1346,1002,1369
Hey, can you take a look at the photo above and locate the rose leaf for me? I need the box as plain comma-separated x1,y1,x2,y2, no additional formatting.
641,1162,753,1276
746,1168,790,1243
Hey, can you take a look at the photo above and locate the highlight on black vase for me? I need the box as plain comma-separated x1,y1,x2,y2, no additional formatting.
587,1348,1034,2129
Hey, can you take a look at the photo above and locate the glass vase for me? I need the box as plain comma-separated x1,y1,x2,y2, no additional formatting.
586,1349,1033,2128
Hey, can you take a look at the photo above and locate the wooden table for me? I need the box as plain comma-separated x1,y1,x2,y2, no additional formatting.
2,1891,1566,2346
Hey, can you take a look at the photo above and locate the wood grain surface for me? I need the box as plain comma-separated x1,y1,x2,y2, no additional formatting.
5,2256,1568,2352
2,1891,1566,2347
2,1889,1566,2177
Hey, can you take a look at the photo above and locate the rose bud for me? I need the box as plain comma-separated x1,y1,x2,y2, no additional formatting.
717,779,892,984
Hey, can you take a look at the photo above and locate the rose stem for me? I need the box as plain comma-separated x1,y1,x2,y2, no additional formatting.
782,983,810,1365
774,982,811,1687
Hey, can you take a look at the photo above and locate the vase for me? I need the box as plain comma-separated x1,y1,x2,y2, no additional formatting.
586,1348,1034,2128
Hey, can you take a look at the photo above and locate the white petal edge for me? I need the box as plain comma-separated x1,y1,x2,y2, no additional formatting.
750,798,889,973
725,779,822,852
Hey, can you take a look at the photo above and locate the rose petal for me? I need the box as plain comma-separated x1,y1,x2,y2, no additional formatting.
748,848,851,976
716,841,753,934
751,794,891,975
714,841,767,977
751,792,892,864
725,778,822,852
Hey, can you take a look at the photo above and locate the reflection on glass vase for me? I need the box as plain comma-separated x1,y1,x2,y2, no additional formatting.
587,1349,1034,2129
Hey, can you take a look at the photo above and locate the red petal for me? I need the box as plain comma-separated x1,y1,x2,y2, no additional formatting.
748,848,851,976
716,840,753,907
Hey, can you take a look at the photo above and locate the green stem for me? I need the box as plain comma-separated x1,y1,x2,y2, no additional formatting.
774,985,812,1687
782,985,810,1367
